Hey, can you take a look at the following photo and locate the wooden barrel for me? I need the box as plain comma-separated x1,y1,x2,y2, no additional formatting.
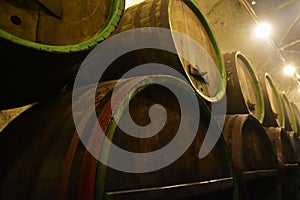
222,114,280,200
280,92,297,133
286,131,300,164
290,102,300,136
0,0,125,109
107,0,226,102
265,127,298,200
224,51,265,122
258,73,285,128
286,131,300,200
0,75,235,200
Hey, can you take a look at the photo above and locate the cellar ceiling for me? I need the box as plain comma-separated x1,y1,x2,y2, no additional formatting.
245,0,300,71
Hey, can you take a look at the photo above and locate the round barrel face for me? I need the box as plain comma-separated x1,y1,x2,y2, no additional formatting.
281,93,297,132
222,115,279,200
291,103,300,133
0,0,124,108
223,115,276,171
265,75,284,127
235,55,263,121
0,0,113,45
169,0,223,101
104,84,231,192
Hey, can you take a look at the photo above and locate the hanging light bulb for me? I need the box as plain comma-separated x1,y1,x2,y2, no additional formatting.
251,0,256,5
283,65,296,76
255,22,272,39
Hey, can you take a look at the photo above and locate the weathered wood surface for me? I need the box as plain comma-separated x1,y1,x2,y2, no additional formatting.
0,75,234,200
0,0,117,45
290,102,300,136
265,127,298,200
222,114,280,200
258,73,285,128
0,0,125,109
224,52,265,122
281,92,297,133
110,0,225,102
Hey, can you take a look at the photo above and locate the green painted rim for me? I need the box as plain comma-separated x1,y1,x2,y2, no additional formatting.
234,52,265,123
0,0,125,53
291,102,300,134
282,93,298,133
177,0,226,102
265,73,285,128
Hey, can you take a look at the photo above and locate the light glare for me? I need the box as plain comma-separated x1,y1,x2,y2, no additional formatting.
125,0,145,9
283,65,296,76
255,23,272,39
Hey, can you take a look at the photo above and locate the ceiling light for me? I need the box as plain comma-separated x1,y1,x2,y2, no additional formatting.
251,1,256,5
283,65,296,76
255,22,272,39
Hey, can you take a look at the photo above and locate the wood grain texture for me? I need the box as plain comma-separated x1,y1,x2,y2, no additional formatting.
222,114,280,200
290,102,300,137
0,0,39,41
0,0,125,109
0,0,113,45
112,0,225,102
0,76,234,199
265,127,298,200
224,52,265,122
281,92,297,132
258,73,285,128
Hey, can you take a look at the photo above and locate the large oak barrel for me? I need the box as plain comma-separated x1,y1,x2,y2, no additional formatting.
224,52,265,122
286,131,300,164
265,127,298,200
258,73,285,128
286,131,300,200
107,0,226,102
290,102,300,136
0,75,235,200
281,92,297,133
0,0,125,109
222,114,280,200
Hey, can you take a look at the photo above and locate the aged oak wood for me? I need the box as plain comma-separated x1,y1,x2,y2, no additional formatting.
0,75,235,200
0,0,125,109
222,114,280,200
258,73,285,128
224,52,265,122
281,92,297,133
109,0,226,102
265,127,298,200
